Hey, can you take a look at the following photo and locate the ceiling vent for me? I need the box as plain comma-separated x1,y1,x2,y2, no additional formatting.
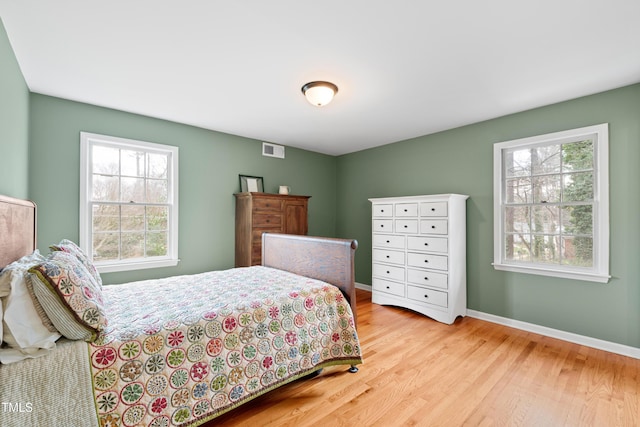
262,142,285,159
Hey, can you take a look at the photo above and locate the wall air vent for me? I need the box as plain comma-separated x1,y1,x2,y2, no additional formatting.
262,142,285,159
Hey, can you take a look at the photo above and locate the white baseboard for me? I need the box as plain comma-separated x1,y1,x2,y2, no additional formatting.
355,282,372,291
466,309,640,360
357,283,639,359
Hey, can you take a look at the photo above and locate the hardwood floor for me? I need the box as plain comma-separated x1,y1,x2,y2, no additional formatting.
207,289,640,426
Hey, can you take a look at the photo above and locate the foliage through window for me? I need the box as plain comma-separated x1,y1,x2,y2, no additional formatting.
80,133,179,273
493,124,609,283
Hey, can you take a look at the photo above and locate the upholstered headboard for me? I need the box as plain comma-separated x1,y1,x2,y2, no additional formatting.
0,194,37,269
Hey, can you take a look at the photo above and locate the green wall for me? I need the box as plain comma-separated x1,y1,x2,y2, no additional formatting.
336,83,640,348
0,18,29,198
28,94,337,285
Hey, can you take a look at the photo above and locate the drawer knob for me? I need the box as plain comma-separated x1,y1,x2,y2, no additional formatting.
424,294,429,299
424,277,429,280
386,240,390,243
431,208,435,211
386,255,390,258
431,225,436,229
386,286,390,289
404,209,408,212
381,224,385,228
404,225,408,228
424,243,429,246
424,260,429,263
386,271,390,274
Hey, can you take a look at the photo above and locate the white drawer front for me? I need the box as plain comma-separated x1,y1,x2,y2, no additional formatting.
420,219,448,235
395,203,418,217
407,236,448,253
407,252,448,271
373,278,405,297
407,286,448,307
373,219,393,233
373,234,405,249
407,269,448,289
373,263,405,282
373,204,393,217
373,249,405,265
395,219,418,234
420,202,448,217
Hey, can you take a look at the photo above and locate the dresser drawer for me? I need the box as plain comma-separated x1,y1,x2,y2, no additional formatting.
373,263,405,282
407,252,448,271
373,248,405,265
373,219,393,233
373,278,405,297
420,202,448,217
420,219,448,235
395,203,418,217
395,219,418,234
407,236,448,253
407,269,448,289
372,204,393,217
407,286,448,308
253,214,282,228
373,234,405,249
253,198,283,212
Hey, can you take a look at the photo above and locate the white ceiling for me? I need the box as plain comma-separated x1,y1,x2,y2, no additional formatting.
1,1,639,156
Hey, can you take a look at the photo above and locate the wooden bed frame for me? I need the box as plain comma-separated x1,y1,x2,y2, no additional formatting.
0,195,358,325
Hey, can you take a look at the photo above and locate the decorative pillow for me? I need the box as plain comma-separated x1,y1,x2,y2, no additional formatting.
49,239,102,287
0,250,62,364
28,251,107,342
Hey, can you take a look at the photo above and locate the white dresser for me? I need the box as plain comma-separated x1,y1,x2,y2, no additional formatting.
369,194,469,324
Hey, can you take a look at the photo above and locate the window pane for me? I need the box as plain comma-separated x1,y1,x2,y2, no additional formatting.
93,232,119,261
505,233,531,261
561,205,593,235
505,206,530,233
506,177,531,203
121,205,145,232
146,179,168,203
147,153,168,179
563,172,593,202
122,232,144,259
562,140,593,171
147,206,168,231
532,175,561,203
532,145,561,175
92,145,119,175
505,148,531,177
121,177,145,202
93,204,119,232
532,205,559,233
147,232,168,257
121,150,145,177
531,235,560,264
562,236,593,267
92,175,119,201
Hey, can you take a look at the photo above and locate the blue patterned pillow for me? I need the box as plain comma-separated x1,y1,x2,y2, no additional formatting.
28,251,107,342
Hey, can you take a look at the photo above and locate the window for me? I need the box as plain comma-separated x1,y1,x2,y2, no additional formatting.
493,124,609,283
80,132,179,273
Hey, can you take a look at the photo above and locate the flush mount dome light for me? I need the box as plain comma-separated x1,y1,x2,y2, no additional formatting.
301,81,338,107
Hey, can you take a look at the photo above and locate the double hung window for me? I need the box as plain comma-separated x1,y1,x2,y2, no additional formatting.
493,124,609,283
80,132,179,273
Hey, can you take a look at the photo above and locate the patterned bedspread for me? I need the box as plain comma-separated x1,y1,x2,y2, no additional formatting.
90,266,362,426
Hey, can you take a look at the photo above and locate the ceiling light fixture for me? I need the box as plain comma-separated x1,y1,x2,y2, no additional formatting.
301,81,338,107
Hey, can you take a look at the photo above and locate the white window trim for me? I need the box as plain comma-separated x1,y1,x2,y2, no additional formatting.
80,132,179,273
492,124,610,283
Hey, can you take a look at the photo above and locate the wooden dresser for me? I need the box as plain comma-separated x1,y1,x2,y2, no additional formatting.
369,194,468,324
234,192,310,267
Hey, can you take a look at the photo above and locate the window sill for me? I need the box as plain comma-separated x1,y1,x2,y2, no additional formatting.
96,258,180,274
492,263,610,283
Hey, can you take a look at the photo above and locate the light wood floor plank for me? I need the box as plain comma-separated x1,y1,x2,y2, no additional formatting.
207,289,640,426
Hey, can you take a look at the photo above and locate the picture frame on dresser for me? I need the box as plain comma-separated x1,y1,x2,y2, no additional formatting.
239,174,264,192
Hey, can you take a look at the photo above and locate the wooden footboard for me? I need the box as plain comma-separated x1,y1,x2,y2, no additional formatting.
262,233,358,326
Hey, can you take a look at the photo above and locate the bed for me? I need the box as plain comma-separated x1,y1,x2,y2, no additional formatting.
0,194,362,427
